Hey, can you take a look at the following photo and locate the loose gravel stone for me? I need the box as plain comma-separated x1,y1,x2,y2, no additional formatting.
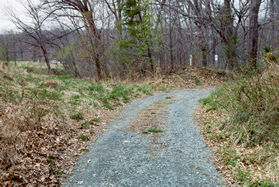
65,89,225,187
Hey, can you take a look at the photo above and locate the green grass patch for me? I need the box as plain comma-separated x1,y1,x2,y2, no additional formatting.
195,77,202,86
70,112,84,120
199,52,279,185
79,135,89,141
91,118,101,123
142,128,164,134
81,121,91,129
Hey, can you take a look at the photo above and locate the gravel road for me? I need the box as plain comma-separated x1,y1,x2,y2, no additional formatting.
65,89,225,187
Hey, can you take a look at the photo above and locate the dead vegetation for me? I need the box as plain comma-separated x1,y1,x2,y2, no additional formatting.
129,97,172,133
151,67,228,89
196,52,279,185
128,97,173,154
0,61,226,185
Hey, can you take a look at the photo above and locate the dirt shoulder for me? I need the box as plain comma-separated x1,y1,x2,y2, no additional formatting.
0,64,227,186
196,104,279,186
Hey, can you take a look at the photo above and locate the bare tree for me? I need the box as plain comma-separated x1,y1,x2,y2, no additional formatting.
45,0,103,80
2,0,273,76
9,0,57,72
249,0,262,68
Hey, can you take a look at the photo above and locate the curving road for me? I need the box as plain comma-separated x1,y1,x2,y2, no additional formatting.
65,89,225,187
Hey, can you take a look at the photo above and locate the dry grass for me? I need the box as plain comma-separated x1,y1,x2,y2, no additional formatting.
195,52,279,186
0,62,161,185
196,106,279,186
128,97,173,153
0,61,227,185
129,97,172,132
150,66,228,89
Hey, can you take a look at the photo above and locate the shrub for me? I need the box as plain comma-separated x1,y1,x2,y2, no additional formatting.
203,52,279,146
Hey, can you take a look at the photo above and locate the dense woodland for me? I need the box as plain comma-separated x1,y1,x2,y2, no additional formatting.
0,0,278,79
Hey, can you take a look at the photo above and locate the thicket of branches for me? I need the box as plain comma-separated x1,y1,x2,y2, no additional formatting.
1,0,278,79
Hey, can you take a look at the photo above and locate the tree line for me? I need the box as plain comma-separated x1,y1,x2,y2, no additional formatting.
0,0,278,79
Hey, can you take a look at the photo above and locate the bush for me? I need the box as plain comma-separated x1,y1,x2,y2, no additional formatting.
203,52,279,146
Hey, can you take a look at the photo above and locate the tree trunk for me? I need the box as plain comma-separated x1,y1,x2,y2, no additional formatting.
270,0,276,49
224,0,237,70
41,46,51,73
95,54,102,81
169,22,174,72
147,47,154,75
201,47,207,67
88,16,102,80
249,0,261,69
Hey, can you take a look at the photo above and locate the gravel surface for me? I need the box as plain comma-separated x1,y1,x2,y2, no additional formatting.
65,89,225,187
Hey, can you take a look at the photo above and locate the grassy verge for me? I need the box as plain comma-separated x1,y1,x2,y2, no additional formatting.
0,62,167,185
196,52,279,185
0,61,227,185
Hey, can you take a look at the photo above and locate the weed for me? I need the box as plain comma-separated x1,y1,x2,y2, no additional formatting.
235,168,251,183
83,148,90,152
71,95,81,100
200,97,212,105
165,96,172,99
222,148,240,167
109,84,132,102
142,128,164,134
23,66,39,73
69,99,80,106
53,170,64,176
3,74,13,81
0,88,19,102
70,112,84,120
79,135,89,141
158,86,168,92
88,82,105,93
102,99,113,110
90,131,95,135
91,118,101,123
195,78,202,86
46,155,54,165
81,122,91,129
136,85,154,96
142,131,149,134
31,88,62,101
55,75,73,81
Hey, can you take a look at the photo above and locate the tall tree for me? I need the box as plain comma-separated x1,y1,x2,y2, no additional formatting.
249,0,262,68
46,0,103,80
122,0,157,75
223,0,237,70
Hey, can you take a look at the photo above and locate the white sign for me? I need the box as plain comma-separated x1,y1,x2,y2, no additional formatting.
215,55,218,66
190,55,193,66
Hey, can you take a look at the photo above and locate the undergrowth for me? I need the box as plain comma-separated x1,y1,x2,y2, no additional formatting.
0,61,227,185
0,62,164,185
199,51,279,185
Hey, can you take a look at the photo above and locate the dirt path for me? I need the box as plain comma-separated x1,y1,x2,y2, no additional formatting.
65,89,225,186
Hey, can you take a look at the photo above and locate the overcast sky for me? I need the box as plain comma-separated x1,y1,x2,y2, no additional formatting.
0,0,268,34
0,0,24,33
0,0,16,33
